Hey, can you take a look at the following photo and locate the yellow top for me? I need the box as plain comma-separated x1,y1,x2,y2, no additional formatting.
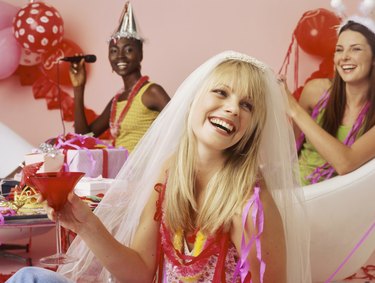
114,82,159,152
299,111,350,185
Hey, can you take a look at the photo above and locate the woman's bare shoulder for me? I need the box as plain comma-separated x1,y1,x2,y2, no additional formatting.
300,78,332,111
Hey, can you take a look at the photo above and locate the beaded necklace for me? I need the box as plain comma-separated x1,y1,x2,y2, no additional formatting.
109,75,149,139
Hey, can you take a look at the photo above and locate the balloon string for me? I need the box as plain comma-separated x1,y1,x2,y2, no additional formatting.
56,63,66,136
278,35,294,75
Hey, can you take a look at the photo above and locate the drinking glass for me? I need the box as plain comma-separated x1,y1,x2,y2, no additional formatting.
29,171,84,266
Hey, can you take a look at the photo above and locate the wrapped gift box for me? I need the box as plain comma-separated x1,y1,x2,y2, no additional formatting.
66,148,128,178
74,177,115,197
24,152,64,173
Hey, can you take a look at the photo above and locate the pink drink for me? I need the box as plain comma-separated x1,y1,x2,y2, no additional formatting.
30,172,84,211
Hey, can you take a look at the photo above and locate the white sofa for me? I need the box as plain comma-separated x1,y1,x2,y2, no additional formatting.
304,158,375,282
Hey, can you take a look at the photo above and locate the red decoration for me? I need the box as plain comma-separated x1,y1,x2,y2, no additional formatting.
84,108,98,124
15,64,43,86
32,76,55,99
293,86,304,101
20,48,43,66
346,265,375,280
53,133,101,149
42,38,84,86
19,162,44,188
44,85,60,110
31,74,101,126
13,2,64,53
294,8,340,58
60,92,74,121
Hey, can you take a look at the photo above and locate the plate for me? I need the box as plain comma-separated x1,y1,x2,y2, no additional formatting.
3,213,48,220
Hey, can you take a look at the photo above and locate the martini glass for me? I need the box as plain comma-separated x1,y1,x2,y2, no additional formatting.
29,171,85,266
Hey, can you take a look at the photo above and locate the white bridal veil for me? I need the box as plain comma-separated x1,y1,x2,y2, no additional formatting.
58,51,311,283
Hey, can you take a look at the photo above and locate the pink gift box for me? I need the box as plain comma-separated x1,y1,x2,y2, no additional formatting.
66,148,128,178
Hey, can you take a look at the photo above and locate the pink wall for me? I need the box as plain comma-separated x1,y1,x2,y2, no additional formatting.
0,0,334,146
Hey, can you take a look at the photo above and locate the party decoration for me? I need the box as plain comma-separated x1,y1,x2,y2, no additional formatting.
294,8,340,58
13,2,64,53
333,0,375,35
60,93,74,121
44,83,61,109
330,0,346,17
309,57,335,81
19,162,44,188
0,1,19,30
290,57,335,101
0,27,22,80
111,1,143,41
20,48,43,66
32,75,55,99
15,64,43,86
359,0,375,16
31,71,99,124
0,2,100,135
42,38,84,86
279,8,339,94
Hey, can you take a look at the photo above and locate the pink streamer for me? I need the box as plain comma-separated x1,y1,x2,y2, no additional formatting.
232,186,265,283
296,90,330,151
297,91,370,184
0,207,16,225
325,221,375,283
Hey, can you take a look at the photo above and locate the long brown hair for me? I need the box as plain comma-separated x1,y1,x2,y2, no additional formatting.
322,21,375,135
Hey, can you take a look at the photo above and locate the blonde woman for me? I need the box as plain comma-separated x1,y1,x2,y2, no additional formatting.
7,51,310,283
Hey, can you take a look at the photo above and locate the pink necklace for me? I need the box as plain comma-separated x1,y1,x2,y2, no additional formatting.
306,95,370,183
109,76,149,139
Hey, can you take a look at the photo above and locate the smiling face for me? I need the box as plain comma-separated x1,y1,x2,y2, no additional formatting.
334,29,374,85
108,37,143,77
189,60,266,155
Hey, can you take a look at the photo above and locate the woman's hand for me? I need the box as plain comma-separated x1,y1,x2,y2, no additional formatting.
69,54,87,88
41,192,93,234
277,74,299,119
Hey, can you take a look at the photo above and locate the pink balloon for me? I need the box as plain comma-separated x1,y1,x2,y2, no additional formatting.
0,1,19,30
0,27,22,80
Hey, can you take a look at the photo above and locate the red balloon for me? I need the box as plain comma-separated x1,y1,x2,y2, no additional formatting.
308,58,335,81
318,57,335,78
294,8,340,57
42,38,83,86
13,2,64,53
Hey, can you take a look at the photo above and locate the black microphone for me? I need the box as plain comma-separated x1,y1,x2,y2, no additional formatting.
60,54,97,63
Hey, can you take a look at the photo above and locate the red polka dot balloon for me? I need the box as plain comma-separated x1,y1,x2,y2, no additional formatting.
13,2,64,54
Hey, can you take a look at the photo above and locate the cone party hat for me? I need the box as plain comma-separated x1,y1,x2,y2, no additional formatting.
110,1,143,41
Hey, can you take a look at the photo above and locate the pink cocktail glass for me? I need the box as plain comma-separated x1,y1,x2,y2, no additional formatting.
29,171,84,266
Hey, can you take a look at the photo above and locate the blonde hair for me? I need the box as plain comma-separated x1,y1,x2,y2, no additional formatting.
165,60,267,235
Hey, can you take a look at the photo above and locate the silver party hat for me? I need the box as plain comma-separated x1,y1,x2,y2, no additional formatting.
110,2,143,41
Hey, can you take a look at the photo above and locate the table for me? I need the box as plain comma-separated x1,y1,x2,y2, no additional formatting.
0,215,54,265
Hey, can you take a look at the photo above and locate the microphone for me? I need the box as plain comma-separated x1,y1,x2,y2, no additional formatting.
60,54,97,63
